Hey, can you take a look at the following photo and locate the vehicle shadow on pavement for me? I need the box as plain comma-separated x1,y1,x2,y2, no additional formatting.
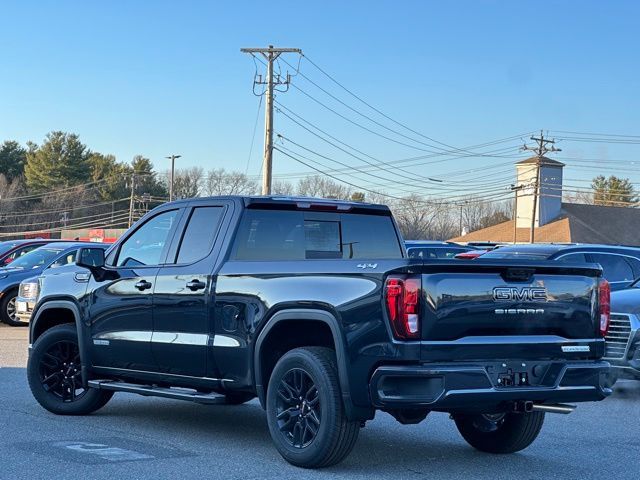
4,366,637,476
95,398,575,476
612,380,640,399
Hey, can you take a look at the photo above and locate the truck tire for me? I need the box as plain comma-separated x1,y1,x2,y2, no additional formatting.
454,411,545,454
266,347,360,468
27,324,113,415
1,289,22,326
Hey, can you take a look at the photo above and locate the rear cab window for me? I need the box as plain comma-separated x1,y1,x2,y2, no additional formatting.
233,209,403,261
174,206,225,264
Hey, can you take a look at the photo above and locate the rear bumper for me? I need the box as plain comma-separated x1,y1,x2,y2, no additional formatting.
369,360,612,412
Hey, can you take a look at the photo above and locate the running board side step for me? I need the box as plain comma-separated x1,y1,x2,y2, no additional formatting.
88,380,228,405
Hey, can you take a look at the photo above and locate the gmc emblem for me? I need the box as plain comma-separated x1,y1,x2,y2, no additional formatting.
493,286,548,302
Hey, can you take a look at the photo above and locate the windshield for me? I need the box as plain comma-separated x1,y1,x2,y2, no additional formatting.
5,247,63,269
480,251,550,260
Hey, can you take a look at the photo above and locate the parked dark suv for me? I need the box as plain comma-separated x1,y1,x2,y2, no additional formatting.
405,240,473,259
27,197,611,468
481,244,640,291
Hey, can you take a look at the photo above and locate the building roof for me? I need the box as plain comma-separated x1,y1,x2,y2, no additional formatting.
515,155,565,167
449,203,640,246
450,217,572,244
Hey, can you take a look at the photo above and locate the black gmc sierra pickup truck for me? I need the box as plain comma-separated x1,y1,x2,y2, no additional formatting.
27,196,612,468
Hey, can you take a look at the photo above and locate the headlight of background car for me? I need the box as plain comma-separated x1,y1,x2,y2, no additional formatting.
19,281,39,300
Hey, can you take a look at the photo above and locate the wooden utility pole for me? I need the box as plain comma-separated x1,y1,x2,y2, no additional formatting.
241,46,302,195
521,131,561,243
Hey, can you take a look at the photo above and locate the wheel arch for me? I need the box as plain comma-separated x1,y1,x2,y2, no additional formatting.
30,300,90,387
253,308,364,420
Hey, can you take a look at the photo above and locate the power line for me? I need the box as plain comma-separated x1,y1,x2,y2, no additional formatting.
290,54,488,156
245,94,264,174
275,101,527,187
277,136,531,198
275,144,516,204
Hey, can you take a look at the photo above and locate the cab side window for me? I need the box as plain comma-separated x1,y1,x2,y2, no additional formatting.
174,207,224,264
625,256,640,278
590,253,635,283
116,210,179,267
556,253,588,263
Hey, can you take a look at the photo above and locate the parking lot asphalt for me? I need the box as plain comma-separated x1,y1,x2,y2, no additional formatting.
1,323,639,480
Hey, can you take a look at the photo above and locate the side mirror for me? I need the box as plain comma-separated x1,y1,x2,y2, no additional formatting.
76,247,105,269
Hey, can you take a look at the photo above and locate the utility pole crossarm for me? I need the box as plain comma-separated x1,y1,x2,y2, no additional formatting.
240,47,302,54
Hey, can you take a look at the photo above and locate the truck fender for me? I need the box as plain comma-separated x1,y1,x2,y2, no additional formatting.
253,309,362,420
30,300,90,387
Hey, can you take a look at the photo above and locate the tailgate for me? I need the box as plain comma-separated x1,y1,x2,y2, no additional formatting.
415,260,604,360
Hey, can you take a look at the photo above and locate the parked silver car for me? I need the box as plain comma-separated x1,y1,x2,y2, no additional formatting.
606,280,640,380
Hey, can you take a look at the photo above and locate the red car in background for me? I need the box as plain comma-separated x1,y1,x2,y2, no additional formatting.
0,239,63,266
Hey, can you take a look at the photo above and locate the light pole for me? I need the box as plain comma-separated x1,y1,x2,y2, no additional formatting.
165,154,181,201
510,184,526,244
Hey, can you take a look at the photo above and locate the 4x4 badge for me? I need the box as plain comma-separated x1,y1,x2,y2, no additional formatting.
357,263,378,269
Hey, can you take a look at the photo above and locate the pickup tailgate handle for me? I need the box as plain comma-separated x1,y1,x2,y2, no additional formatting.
501,268,535,282
186,279,206,291
134,280,152,291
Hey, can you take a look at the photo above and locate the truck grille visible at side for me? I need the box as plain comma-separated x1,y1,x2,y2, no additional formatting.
604,314,632,360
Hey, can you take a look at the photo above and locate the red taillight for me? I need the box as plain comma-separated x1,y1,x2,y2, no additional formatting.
598,279,611,336
385,276,421,339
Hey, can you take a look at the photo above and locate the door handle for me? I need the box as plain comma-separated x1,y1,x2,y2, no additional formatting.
186,279,206,291
134,280,152,291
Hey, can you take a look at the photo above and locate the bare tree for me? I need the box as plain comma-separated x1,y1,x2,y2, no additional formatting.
271,179,295,196
564,190,594,205
297,176,352,199
203,169,258,196
169,167,203,199
458,196,512,234
392,194,438,240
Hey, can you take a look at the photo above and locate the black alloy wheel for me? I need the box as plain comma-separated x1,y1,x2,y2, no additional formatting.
275,368,321,448
39,340,87,402
28,324,113,415
266,347,360,468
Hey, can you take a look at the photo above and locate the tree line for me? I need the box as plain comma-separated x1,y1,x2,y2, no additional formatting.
0,131,636,240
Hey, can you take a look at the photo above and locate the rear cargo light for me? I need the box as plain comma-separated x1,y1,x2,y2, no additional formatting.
598,279,611,337
385,276,421,340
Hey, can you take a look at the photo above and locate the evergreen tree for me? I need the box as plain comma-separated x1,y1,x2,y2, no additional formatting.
24,131,92,192
0,140,27,180
131,155,168,198
591,175,637,206
89,152,130,201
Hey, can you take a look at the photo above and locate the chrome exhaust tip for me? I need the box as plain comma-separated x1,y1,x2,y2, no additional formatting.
531,403,576,414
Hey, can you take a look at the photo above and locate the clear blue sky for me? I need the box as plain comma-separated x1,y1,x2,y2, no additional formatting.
1,0,638,198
